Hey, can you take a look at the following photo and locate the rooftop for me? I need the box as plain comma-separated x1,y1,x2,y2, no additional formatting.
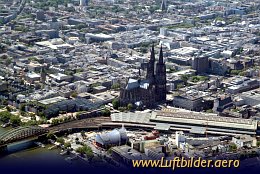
38,96,67,105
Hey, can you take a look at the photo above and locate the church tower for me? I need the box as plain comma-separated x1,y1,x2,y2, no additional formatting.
161,0,167,11
146,44,155,83
155,45,167,101
41,67,46,84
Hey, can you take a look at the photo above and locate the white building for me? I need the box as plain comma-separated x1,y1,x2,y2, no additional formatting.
175,131,186,148
232,135,257,148
80,0,88,6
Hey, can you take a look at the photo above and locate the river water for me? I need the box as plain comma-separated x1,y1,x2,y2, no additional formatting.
0,121,91,171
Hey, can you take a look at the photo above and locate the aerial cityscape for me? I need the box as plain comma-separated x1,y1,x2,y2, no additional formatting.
0,0,260,173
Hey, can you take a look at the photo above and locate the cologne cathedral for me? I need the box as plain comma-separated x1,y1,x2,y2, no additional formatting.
120,45,167,107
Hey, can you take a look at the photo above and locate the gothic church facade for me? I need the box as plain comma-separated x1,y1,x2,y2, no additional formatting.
120,45,167,107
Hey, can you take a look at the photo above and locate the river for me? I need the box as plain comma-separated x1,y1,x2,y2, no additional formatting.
0,121,92,172
0,122,118,174
0,121,60,161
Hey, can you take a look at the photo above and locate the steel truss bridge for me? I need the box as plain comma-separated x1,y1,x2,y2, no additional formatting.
0,126,48,146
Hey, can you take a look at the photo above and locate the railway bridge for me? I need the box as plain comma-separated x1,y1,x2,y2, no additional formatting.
0,126,48,147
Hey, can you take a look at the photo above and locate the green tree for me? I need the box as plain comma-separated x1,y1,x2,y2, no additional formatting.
190,76,209,83
118,107,127,112
76,24,87,30
76,145,93,159
112,99,119,109
181,74,191,84
22,120,37,126
10,115,21,126
176,83,184,90
71,92,78,98
6,106,12,112
91,83,101,88
101,108,111,116
0,111,12,122
168,68,177,73
85,149,94,160
75,68,83,73
76,146,85,155
51,119,60,126
38,112,45,117
46,132,56,140
229,143,237,152
20,104,26,112
76,112,82,120
206,109,213,113
83,145,93,159
230,70,242,75
257,141,260,147
111,83,120,90
56,137,65,144
107,148,113,154
81,131,85,138
5,58,12,66
127,103,133,110
64,142,71,149
238,71,246,76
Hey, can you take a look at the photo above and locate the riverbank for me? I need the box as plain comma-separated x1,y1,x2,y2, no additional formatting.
0,121,11,133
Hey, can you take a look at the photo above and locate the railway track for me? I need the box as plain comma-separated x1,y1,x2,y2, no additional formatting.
48,117,111,132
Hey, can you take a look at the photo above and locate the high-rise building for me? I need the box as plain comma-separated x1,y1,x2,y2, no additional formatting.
40,67,46,84
161,0,167,11
80,0,88,6
36,10,45,21
192,56,209,74
120,45,167,107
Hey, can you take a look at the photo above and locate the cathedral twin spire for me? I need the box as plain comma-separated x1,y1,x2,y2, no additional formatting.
149,43,156,63
146,44,165,80
149,44,164,65
158,45,164,64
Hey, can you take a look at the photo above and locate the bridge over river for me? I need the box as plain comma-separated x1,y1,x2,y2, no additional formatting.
0,126,48,147
0,117,111,151
0,126,48,153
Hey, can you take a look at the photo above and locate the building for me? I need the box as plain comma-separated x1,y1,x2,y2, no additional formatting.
40,68,46,84
95,127,128,149
49,73,72,83
192,56,209,74
225,77,259,94
36,10,45,21
209,58,229,76
172,95,206,112
144,145,165,160
120,45,167,107
85,33,114,43
175,131,186,148
213,96,233,113
26,72,41,84
37,97,103,118
161,0,167,11
232,135,257,148
80,0,88,6
240,89,260,106
0,81,8,92
109,110,259,136
111,145,149,165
